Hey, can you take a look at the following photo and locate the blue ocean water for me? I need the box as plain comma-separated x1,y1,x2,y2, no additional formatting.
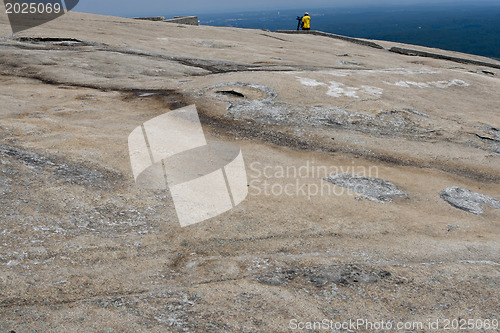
197,3,500,60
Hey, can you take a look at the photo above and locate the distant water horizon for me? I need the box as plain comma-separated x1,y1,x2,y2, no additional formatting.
195,3,500,61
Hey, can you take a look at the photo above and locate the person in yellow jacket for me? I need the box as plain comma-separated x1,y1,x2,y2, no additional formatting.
302,12,311,31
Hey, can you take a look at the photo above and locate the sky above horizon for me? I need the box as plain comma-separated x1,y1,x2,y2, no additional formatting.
73,0,499,17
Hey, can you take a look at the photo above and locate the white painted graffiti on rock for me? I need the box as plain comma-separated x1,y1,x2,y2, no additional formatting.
296,77,384,99
297,77,326,87
383,79,470,89
326,81,383,98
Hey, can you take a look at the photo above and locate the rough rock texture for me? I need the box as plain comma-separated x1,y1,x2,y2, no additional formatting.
324,174,407,203
0,7,499,333
440,186,500,215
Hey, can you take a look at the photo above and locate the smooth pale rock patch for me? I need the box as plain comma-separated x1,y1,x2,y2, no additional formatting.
324,174,407,203
440,186,500,215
